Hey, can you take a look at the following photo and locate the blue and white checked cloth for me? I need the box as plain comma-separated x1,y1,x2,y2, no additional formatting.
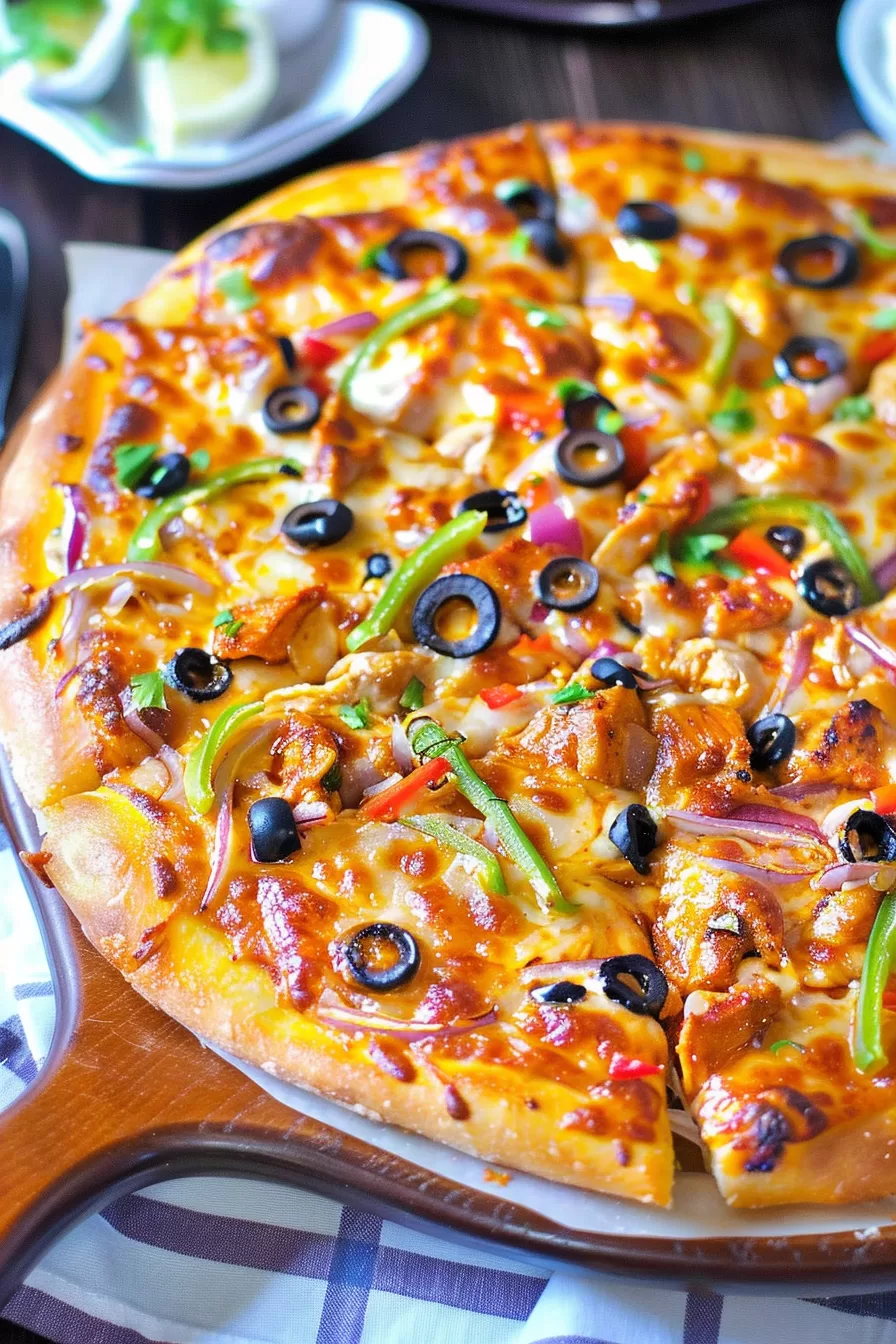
6,828,896,1344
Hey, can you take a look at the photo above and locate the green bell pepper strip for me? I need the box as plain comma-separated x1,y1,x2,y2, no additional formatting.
184,700,265,815
407,718,576,915
346,509,489,652
128,458,299,562
854,890,896,1074
339,283,472,404
403,814,507,895
852,209,896,262
682,494,879,607
701,298,738,386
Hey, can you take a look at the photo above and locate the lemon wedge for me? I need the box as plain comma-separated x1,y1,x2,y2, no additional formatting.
136,6,277,157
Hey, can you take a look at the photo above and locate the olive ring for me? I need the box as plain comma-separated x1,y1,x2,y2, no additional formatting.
376,229,468,284
555,427,626,489
262,384,321,435
773,234,860,291
598,953,668,1019
412,574,501,658
537,557,600,612
344,922,421,992
282,499,354,549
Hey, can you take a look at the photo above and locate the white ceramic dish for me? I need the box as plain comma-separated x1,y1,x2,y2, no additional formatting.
840,0,896,145
0,0,429,188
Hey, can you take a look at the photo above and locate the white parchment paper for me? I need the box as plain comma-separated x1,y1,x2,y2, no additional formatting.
61,241,896,1245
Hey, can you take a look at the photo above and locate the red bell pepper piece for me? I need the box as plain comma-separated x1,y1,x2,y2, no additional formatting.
686,473,713,526
608,1053,664,1080
620,424,650,490
511,632,553,657
874,784,896,816
726,528,792,578
361,756,450,820
302,334,341,370
480,683,524,710
859,331,896,366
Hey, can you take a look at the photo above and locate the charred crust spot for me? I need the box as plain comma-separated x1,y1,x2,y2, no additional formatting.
740,1087,827,1173
150,855,179,900
742,1103,790,1173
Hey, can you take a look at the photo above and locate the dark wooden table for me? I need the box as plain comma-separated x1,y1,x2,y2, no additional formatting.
0,0,866,1339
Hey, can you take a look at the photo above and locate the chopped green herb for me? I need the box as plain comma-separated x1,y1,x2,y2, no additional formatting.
399,676,426,712
683,149,706,172
709,385,755,435
768,1039,805,1055
321,763,342,793
556,377,598,405
129,670,167,712
338,699,371,730
131,0,248,58
636,490,649,502
508,228,530,260
114,442,158,491
551,683,595,706
870,308,896,330
612,236,662,272
716,557,746,579
597,408,625,435
213,610,243,639
852,209,896,262
511,297,566,329
189,448,211,472
677,533,729,566
651,530,676,582
358,241,384,270
215,269,258,313
832,395,874,423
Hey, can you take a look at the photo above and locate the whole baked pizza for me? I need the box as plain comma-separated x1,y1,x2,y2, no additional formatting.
9,122,896,1210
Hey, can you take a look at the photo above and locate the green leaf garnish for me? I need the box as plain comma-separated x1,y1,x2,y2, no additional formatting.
358,241,384,270
651,531,676,582
677,533,729,566
321,762,342,793
129,670,167,711
114,442,158,491
399,676,425,711
709,385,755,435
551,683,595,706
508,228,530,260
213,609,243,638
215,269,258,312
511,297,566,329
683,149,706,172
597,408,625,435
190,448,211,472
556,377,597,404
338,699,371,730
870,308,896,330
832,395,874,423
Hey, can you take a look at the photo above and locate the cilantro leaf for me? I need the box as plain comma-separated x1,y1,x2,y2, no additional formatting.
213,609,243,639
556,377,598,405
399,676,425,711
190,448,211,472
358,241,384,270
321,763,342,793
683,149,705,172
338,699,371,730
551,683,595,705
216,269,258,312
832,395,874,423
597,408,625,435
129,670,167,711
114,442,158,491
709,385,755,435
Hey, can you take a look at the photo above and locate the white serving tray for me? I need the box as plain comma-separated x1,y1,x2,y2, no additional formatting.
0,0,429,189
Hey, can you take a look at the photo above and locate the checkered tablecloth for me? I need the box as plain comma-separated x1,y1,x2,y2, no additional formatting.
5,828,896,1342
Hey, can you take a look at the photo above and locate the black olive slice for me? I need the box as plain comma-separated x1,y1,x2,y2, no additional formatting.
608,803,657,875
616,201,678,241
164,647,232,702
537,557,600,613
530,980,587,1004
591,657,639,690
344,922,420,992
839,809,896,864
598,953,668,1019
766,524,804,561
520,218,569,267
135,452,191,499
262,385,321,435
459,488,527,533
773,234,860,290
555,427,626,489
376,229,468,284
276,334,297,371
365,552,392,579
773,336,847,386
282,499,354,549
248,797,300,863
497,180,557,222
746,713,796,770
796,558,860,617
563,390,617,432
412,575,501,658
0,592,52,652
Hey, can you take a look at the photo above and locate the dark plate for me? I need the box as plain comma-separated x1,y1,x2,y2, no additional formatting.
420,0,768,26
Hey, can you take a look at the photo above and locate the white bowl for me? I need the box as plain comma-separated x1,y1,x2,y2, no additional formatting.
840,0,896,145
241,0,332,50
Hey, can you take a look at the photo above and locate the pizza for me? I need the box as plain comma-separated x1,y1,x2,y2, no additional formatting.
10,123,896,1210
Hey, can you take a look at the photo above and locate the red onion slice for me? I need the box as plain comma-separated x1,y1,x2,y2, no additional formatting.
292,800,330,826
317,1002,498,1042
361,772,403,800
728,804,824,841
60,483,89,574
665,808,826,849
844,622,896,674
518,958,606,983
312,311,379,340
703,855,810,885
51,561,213,598
584,293,636,320
391,719,414,774
528,502,583,556
770,780,837,802
874,549,896,596
199,788,233,912
120,694,185,803
340,756,386,809
817,861,888,891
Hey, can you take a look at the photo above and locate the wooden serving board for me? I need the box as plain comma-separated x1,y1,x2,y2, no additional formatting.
5,783,896,1307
